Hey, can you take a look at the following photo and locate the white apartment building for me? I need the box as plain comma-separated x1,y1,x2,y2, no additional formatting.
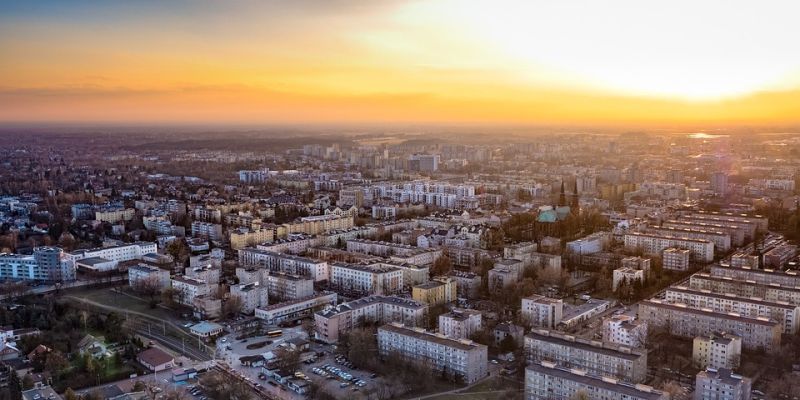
521,295,563,329
662,220,747,247
602,315,648,348
710,263,800,287
346,239,442,266
447,270,482,299
524,329,648,383
689,273,800,306
693,332,742,370
230,282,269,314
566,231,612,255
438,308,482,340
613,267,646,291
191,221,224,242
95,207,135,223
638,299,782,352
255,292,337,325
230,228,275,250
377,323,488,384
525,361,667,400
663,247,691,271
170,276,215,306
239,249,329,282
330,263,403,295
624,233,714,263
68,242,158,271
128,263,170,290
283,214,354,236
193,207,222,223
184,265,221,284
694,368,752,400
315,296,427,343
235,267,269,286
647,226,732,252
0,247,76,282
266,272,314,301
665,286,800,334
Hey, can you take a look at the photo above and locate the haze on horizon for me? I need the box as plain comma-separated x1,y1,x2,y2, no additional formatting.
2,0,800,127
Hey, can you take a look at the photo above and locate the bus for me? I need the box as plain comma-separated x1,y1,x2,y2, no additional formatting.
267,330,283,338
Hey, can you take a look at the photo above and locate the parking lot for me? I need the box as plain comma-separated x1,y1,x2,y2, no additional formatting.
298,351,388,398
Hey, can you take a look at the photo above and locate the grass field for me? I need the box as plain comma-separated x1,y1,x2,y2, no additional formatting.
67,286,182,323
424,376,524,400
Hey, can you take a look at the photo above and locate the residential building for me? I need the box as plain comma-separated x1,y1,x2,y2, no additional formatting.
624,232,714,263
709,264,800,288
694,368,752,400
693,332,742,370
22,386,64,400
638,299,782,352
255,292,337,325
602,315,648,348
566,231,612,255
170,276,215,306
521,295,563,329
613,267,646,291
0,247,76,282
524,361,667,400
666,286,800,334
330,263,403,296
524,329,648,383
315,296,427,343
377,323,488,383
438,308,482,339
267,272,314,301
184,264,221,284
689,273,800,306
230,282,269,314
412,277,457,306
128,264,170,290
191,221,224,242
561,299,613,328
239,249,329,282
230,227,276,250
648,226,732,252
663,247,691,271
447,270,482,299
95,207,135,223
68,242,158,272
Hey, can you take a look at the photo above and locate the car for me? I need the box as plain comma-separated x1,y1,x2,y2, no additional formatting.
369,373,378,378
183,322,193,328
339,382,350,388
491,359,499,364
267,381,277,387
221,338,227,342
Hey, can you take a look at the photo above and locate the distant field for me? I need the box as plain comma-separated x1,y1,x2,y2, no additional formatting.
67,286,180,323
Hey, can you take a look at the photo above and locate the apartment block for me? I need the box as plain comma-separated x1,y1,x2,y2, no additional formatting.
438,308,482,340
694,368,752,400
666,286,800,334
170,276,216,306
184,264,221,284
447,270,482,299
525,361,667,400
230,282,269,314
709,264,800,287
624,232,714,263
266,271,314,301
238,249,329,282
255,292,337,325
128,263,170,290
521,295,563,329
662,220,747,247
693,332,742,370
647,226,731,252
230,228,276,250
0,247,76,282
315,296,427,343
377,323,488,384
68,242,158,272
524,329,648,383
330,263,403,295
190,221,224,242
689,273,800,306
638,299,781,352
412,277,457,306
663,247,691,271
602,315,648,348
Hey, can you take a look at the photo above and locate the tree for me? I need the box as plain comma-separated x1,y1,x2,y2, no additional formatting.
199,371,252,400
431,255,453,277
21,375,34,390
132,276,163,308
63,388,78,400
222,296,243,319
273,347,301,373
570,390,590,400
44,351,69,377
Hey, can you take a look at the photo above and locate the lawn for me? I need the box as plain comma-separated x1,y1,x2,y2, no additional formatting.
425,376,524,400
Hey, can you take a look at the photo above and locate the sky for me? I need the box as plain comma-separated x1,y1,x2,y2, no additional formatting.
2,0,800,127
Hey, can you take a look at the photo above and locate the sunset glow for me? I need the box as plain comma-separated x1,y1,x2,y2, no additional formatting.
2,0,800,126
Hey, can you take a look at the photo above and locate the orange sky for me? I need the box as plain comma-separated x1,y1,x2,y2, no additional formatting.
2,1,800,126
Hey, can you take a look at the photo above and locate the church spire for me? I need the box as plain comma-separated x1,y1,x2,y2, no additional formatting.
558,181,566,206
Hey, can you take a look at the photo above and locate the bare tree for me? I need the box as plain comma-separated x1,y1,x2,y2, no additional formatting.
132,276,163,308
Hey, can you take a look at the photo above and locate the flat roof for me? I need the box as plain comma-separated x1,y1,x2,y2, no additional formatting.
526,362,664,400
525,330,643,361
640,300,780,326
378,323,484,351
